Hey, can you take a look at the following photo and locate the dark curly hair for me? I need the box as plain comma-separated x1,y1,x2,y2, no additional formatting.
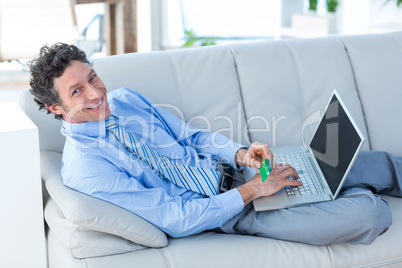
28,43,91,120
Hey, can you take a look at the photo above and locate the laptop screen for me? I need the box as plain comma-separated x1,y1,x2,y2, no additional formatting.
309,93,364,196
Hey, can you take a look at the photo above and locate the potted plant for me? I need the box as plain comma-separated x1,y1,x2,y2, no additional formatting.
291,0,339,35
325,0,339,33
309,0,318,12
326,0,339,13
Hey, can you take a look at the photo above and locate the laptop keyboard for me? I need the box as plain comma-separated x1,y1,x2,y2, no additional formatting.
273,151,323,197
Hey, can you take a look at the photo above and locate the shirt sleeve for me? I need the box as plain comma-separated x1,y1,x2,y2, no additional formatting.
63,154,245,238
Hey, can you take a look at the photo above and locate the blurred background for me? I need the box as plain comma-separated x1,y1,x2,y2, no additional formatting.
1,0,401,103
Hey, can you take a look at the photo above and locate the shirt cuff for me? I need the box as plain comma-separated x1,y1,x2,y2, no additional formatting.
218,142,247,169
215,188,245,223
234,146,249,171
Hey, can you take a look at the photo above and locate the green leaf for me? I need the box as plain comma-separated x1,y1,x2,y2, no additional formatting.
182,30,201,48
182,30,219,48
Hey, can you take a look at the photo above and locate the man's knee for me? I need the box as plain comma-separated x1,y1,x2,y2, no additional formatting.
345,191,392,245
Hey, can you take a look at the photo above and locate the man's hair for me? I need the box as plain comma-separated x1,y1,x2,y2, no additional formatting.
28,43,91,120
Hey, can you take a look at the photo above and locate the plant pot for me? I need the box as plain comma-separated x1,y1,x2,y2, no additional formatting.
291,12,337,34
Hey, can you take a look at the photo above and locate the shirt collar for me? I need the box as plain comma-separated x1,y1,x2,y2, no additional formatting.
61,118,107,141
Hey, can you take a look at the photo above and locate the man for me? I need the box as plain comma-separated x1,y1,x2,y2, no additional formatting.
28,43,400,245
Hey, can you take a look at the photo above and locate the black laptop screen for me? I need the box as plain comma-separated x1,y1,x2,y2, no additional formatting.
309,94,363,195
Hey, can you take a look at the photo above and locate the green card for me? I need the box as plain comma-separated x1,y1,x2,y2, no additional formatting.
259,158,272,182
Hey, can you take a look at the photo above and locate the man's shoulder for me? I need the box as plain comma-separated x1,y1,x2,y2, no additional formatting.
62,142,113,179
108,87,143,100
61,146,118,193
62,140,107,164
108,87,153,111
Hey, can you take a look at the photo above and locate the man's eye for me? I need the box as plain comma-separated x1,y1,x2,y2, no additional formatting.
72,88,80,95
90,74,96,81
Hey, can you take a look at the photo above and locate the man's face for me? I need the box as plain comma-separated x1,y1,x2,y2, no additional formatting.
47,60,111,123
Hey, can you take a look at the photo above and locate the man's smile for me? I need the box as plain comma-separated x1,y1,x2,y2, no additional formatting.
87,97,103,110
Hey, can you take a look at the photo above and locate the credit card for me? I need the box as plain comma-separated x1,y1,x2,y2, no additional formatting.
259,158,272,182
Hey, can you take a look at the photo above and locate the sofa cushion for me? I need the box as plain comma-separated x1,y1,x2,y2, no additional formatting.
327,195,402,267
45,198,147,258
40,151,168,250
229,38,369,150
342,31,402,156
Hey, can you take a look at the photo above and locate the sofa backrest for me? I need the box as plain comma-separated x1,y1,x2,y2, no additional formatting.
341,33,402,156
92,45,249,146
229,37,368,148
19,31,402,157
18,92,65,154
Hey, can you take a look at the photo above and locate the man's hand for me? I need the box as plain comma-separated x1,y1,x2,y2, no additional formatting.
234,141,301,206
235,142,273,169
236,164,302,206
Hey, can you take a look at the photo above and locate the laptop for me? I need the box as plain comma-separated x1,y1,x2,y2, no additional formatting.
251,89,365,211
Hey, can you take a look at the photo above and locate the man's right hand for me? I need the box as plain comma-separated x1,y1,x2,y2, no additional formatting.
236,164,301,206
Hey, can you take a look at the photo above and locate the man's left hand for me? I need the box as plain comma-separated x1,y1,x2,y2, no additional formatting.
235,142,273,169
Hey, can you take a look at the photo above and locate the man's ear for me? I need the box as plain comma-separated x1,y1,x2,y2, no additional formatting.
45,104,63,115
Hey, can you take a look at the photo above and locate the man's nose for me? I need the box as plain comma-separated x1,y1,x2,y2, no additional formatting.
85,84,101,99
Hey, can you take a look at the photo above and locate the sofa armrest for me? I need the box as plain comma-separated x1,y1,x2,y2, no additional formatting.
41,151,168,249
45,198,147,258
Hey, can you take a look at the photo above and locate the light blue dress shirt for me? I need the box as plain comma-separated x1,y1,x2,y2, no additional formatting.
61,87,245,238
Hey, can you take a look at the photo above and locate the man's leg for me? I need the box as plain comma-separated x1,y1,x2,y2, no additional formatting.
342,150,402,196
220,150,401,245
221,187,391,245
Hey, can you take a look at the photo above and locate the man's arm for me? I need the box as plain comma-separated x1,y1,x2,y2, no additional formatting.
63,155,244,238
130,90,244,168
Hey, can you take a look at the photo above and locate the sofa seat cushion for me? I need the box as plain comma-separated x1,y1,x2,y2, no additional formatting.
327,195,402,267
81,195,402,268
41,151,168,256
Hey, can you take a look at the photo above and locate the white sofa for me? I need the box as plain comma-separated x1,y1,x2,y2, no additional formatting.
19,31,402,267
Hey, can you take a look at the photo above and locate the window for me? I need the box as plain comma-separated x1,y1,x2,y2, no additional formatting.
180,0,280,38
157,0,303,50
